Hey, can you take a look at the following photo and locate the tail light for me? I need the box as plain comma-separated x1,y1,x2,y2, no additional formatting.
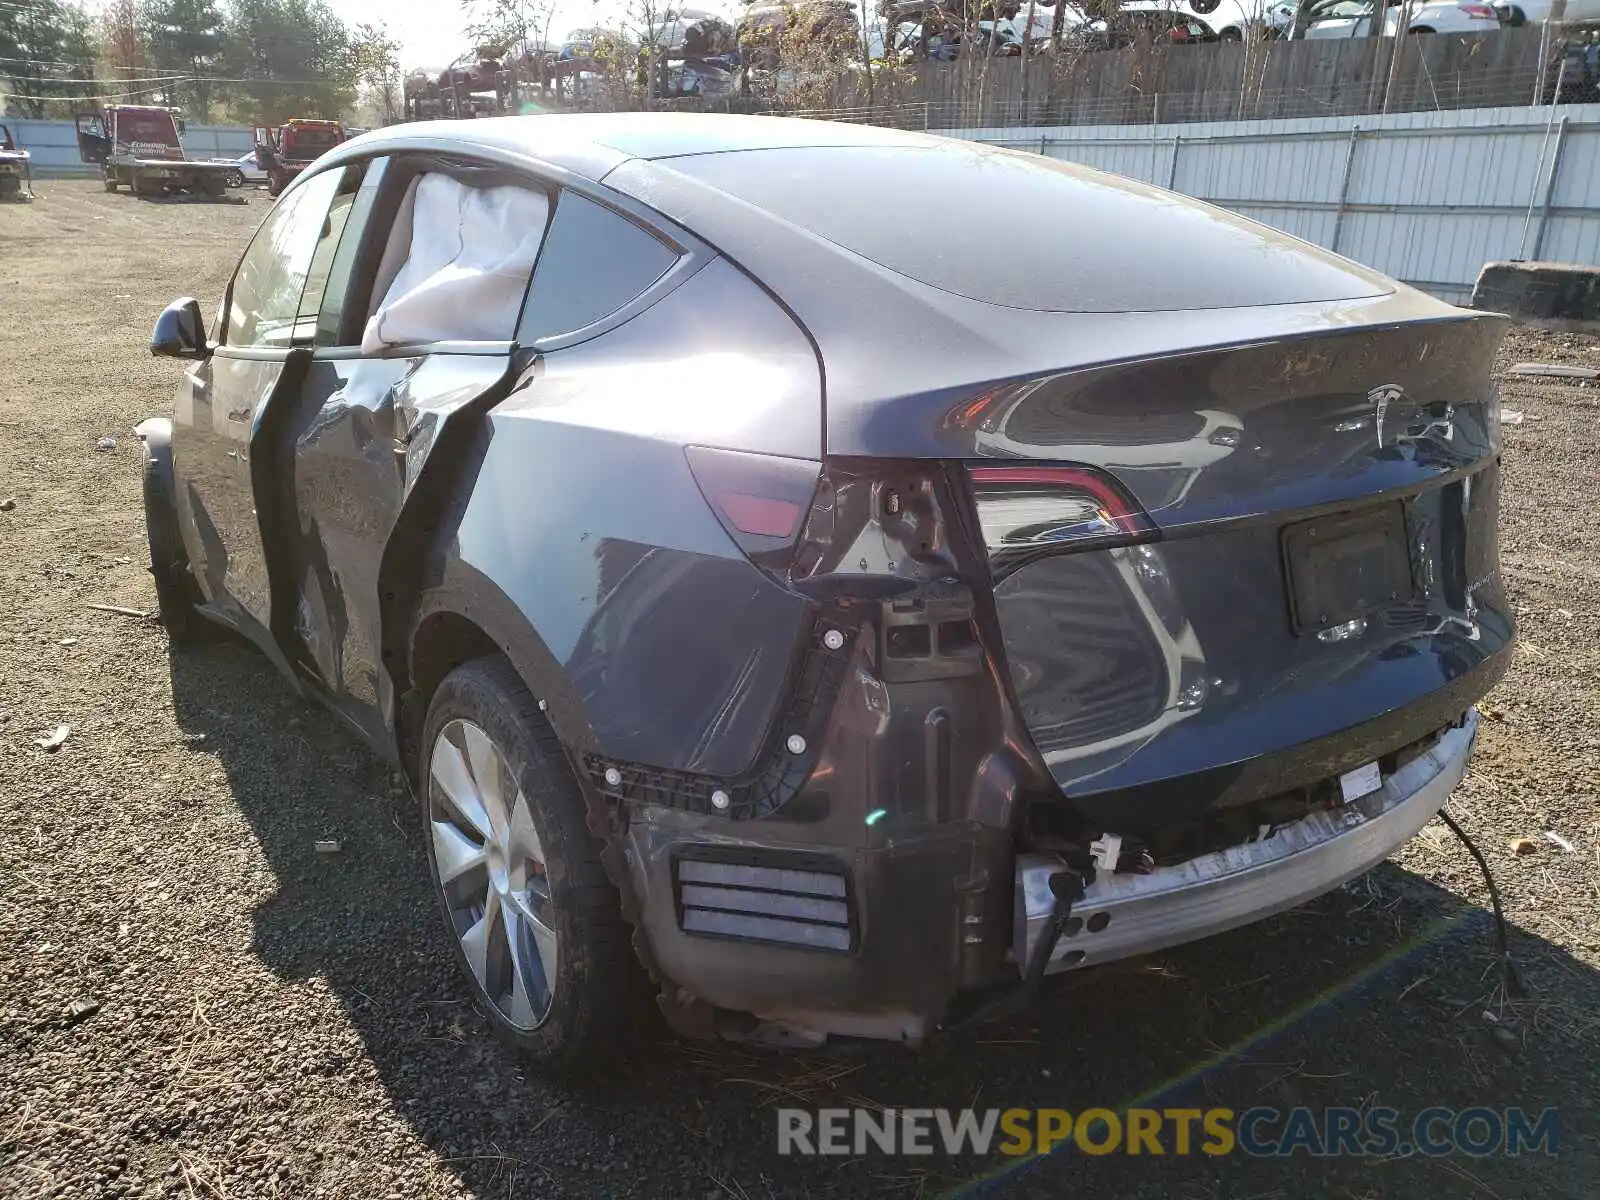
967,465,1155,576
1460,3,1497,15
685,445,821,579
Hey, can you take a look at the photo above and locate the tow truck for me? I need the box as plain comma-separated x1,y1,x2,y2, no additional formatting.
0,123,30,200
253,119,348,197
74,105,236,199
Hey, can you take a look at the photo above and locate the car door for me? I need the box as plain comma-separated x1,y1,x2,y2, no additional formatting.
169,164,360,678
75,113,109,164
270,155,549,745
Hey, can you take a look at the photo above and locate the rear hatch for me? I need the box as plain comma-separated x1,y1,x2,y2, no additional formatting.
608,139,1512,832
964,316,1512,831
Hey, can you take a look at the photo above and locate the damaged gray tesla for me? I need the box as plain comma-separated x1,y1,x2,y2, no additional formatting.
139,113,1512,1070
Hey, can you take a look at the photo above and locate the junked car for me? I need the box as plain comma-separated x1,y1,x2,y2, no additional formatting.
0,123,29,200
140,114,1512,1070
210,150,269,188
1298,0,1502,35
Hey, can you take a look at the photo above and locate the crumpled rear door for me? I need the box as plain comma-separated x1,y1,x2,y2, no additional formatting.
273,352,514,744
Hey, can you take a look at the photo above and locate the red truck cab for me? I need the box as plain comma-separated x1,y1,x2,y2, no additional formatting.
253,119,348,197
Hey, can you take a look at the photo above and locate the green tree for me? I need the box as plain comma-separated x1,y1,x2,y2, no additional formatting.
220,0,357,123
0,0,97,118
143,0,225,119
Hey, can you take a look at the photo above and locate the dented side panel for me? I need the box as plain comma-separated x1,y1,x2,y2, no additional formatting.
426,258,826,778
275,352,512,745
447,411,813,778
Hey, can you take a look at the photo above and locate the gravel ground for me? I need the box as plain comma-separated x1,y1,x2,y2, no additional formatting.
2,180,1598,1200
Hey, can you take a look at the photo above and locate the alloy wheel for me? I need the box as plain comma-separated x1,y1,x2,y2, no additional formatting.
428,718,558,1030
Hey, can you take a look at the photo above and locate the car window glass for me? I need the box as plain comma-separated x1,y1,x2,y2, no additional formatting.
298,169,362,330
224,167,346,349
517,191,680,343
314,158,389,347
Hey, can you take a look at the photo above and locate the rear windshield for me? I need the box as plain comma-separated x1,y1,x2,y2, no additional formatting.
116,110,179,146
664,143,1389,312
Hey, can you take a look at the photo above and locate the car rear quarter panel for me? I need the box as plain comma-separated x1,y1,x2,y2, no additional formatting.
433,258,825,778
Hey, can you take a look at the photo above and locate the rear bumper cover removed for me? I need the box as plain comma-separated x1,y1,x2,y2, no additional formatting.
1014,711,1478,974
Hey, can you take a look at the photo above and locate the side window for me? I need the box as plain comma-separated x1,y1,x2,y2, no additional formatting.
297,169,362,331
315,159,389,347
360,167,550,353
224,166,352,348
516,192,681,344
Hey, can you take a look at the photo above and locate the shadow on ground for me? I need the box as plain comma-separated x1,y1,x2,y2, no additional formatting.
169,640,1599,1199
120,193,251,206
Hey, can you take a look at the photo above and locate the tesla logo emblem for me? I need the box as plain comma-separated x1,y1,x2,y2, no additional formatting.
1369,383,1405,448
1368,383,1457,447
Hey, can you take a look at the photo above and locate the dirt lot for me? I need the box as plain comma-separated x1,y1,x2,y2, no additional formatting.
1,179,1598,1200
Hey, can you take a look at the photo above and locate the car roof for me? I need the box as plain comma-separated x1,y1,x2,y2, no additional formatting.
326,114,1391,318
332,112,936,181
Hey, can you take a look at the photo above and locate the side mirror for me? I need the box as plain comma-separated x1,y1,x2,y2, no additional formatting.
151,297,208,359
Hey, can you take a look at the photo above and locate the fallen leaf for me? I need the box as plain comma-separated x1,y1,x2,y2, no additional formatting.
1510,836,1538,856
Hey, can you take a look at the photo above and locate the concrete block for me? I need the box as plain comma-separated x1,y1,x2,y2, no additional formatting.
1471,261,1600,332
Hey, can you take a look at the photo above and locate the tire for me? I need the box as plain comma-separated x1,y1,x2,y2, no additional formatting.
226,169,244,189
1409,24,1435,32
140,437,216,645
1219,25,1243,40
420,656,636,1072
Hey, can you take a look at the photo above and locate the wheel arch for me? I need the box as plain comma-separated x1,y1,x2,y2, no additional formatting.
134,416,187,575
135,415,176,486
392,569,600,789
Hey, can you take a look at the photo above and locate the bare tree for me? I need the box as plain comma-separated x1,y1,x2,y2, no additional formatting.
352,21,403,124
617,0,676,107
462,0,558,110
102,0,154,97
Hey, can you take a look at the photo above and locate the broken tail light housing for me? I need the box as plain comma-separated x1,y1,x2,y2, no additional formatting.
968,465,1156,577
685,445,821,579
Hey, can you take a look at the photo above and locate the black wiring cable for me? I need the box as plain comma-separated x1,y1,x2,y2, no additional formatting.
1438,805,1527,998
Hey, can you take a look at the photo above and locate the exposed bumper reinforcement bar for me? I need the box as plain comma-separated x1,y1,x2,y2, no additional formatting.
1014,711,1478,975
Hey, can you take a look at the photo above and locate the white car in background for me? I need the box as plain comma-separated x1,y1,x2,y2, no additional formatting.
1005,0,1296,43
1126,0,1288,39
1006,3,1092,44
1301,0,1502,35
209,150,267,188
1492,0,1600,21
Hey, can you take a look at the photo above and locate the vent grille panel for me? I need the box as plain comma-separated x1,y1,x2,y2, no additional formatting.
674,853,855,953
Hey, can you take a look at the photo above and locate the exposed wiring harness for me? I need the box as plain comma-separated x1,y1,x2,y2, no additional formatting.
1438,805,1527,999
